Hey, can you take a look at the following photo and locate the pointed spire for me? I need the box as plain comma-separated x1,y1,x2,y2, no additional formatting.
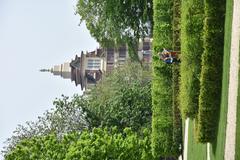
39,69,51,72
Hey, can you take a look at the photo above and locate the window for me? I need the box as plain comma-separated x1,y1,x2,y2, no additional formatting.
87,59,101,70
143,42,150,50
107,49,114,62
119,46,126,58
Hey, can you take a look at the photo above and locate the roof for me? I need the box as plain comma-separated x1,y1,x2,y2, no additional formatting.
69,52,86,90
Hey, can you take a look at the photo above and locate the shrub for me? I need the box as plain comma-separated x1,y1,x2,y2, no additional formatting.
172,0,182,155
5,128,155,160
197,0,226,142
151,0,181,158
86,62,152,132
179,0,204,119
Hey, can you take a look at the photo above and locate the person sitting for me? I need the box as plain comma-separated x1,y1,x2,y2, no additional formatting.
162,57,174,64
159,48,180,64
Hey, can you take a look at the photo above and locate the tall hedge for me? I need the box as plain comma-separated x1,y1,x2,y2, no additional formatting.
197,0,226,142
179,0,205,119
172,0,182,155
151,0,180,158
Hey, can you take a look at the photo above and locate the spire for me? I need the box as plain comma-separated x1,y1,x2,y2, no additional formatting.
39,68,51,72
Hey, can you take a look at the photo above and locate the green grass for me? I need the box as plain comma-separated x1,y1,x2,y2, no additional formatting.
187,119,207,160
209,0,232,159
186,0,232,158
153,0,231,157
236,40,240,160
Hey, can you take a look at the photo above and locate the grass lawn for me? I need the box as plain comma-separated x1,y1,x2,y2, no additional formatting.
209,0,232,159
236,40,240,160
187,119,207,160
186,0,233,159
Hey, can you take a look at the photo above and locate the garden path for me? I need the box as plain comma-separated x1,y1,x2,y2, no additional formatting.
224,0,240,159
183,118,189,160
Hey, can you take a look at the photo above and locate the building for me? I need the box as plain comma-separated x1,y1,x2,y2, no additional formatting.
42,38,152,90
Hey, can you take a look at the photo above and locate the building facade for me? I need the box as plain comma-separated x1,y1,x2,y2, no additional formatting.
44,38,152,90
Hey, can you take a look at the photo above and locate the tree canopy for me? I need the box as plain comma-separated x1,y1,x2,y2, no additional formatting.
5,127,154,160
3,62,152,157
76,0,153,47
84,62,152,131
2,95,88,155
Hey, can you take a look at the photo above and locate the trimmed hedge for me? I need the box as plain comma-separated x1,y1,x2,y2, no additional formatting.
151,0,174,158
179,0,204,119
172,0,182,156
197,0,226,142
151,0,182,158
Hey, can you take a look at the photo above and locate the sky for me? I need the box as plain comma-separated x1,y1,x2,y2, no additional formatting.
0,0,98,157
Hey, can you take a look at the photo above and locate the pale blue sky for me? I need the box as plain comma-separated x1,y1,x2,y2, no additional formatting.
0,0,98,157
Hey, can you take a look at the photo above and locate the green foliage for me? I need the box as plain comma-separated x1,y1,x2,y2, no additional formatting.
4,133,78,160
76,0,153,47
86,62,152,132
197,0,226,142
66,128,154,160
179,0,204,119
4,63,152,156
126,37,141,61
172,0,182,155
5,128,155,160
76,0,153,61
151,0,183,157
151,0,181,158
3,95,88,155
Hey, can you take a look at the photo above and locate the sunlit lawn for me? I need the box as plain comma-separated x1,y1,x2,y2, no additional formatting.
186,0,233,159
209,0,232,159
187,119,207,160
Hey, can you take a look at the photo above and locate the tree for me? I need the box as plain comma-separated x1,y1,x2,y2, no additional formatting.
76,0,153,47
5,127,154,160
3,63,152,157
84,62,152,132
2,95,88,156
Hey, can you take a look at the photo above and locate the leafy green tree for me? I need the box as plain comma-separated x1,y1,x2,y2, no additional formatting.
76,0,153,47
65,127,154,160
3,62,152,157
5,127,154,160
84,62,152,131
3,62,152,155
2,95,88,156
4,133,79,160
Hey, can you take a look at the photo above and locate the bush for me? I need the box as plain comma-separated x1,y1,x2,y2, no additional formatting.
86,62,152,132
172,65,182,155
197,0,226,142
172,0,182,155
179,0,204,119
5,127,155,160
151,0,181,158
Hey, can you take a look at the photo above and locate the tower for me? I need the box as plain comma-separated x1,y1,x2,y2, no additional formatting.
50,62,71,79
42,37,152,90
70,51,104,90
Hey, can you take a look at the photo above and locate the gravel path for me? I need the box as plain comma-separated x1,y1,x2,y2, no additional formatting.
224,0,240,159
